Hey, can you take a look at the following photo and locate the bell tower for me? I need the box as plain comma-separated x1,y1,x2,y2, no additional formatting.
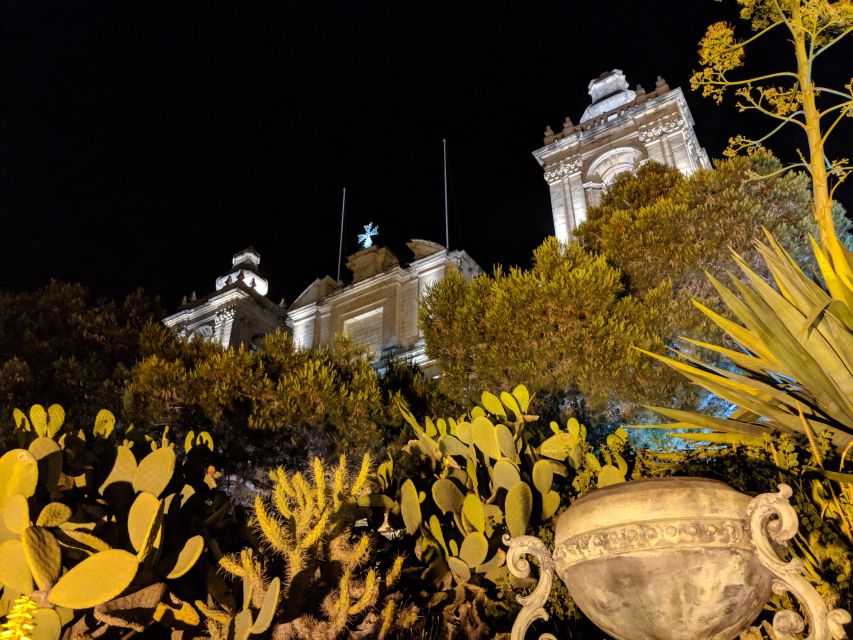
533,70,710,242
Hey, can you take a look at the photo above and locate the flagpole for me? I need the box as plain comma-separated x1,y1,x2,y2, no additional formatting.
337,187,346,282
443,139,449,249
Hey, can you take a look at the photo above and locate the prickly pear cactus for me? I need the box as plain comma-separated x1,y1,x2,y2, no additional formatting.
386,385,631,627
0,404,228,639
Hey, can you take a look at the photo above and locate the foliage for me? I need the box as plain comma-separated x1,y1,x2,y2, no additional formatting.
640,231,852,451
690,0,852,278
421,238,683,417
0,282,164,434
383,386,632,638
423,155,844,423
200,455,416,639
635,225,853,626
575,153,848,301
125,332,402,475
0,403,229,639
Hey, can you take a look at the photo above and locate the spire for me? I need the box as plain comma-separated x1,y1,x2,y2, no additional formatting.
215,247,270,296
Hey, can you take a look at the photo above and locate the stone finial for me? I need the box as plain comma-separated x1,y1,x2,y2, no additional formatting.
190,291,197,302
181,295,188,306
544,125,554,137
636,84,646,95
562,116,574,132
655,75,668,90
279,298,286,307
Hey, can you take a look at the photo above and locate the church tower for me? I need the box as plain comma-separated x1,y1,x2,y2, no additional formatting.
533,70,710,242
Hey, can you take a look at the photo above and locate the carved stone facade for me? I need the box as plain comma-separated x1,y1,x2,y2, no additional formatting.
287,239,481,375
533,70,711,242
163,247,286,349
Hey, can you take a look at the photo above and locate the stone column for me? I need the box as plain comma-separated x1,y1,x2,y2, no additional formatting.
544,154,584,241
214,307,237,348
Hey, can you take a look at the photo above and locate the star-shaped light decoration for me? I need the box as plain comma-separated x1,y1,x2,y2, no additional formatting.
357,222,379,249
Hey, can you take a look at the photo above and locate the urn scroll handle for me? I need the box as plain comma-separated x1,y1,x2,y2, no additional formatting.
503,534,558,640
747,484,851,640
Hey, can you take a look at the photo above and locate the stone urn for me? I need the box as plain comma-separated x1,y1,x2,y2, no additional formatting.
505,479,851,640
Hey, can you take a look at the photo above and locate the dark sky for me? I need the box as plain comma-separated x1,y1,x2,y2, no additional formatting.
1,1,850,308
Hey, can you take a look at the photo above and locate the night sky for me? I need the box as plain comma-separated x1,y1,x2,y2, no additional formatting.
1,1,850,308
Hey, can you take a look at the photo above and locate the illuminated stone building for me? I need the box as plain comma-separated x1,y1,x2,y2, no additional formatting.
533,69,711,241
287,239,481,374
163,247,286,349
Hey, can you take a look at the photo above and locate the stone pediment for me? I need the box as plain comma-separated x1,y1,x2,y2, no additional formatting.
291,276,340,308
346,246,400,283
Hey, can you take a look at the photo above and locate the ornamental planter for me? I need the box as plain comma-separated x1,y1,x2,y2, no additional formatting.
505,479,851,640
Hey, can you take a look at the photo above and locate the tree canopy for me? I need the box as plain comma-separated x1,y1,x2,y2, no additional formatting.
422,154,840,421
0,281,163,427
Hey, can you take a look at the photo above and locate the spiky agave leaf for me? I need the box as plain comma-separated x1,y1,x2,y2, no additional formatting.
636,231,853,449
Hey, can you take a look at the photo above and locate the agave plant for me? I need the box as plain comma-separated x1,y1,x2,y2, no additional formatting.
636,230,852,460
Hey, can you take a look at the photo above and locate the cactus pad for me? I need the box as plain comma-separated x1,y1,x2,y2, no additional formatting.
133,446,176,497
0,449,38,507
505,482,532,538
250,577,280,633
447,556,471,582
49,549,138,609
93,409,116,439
532,460,553,495
32,607,62,640
128,491,163,558
495,424,517,461
99,445,137,495
36,503,72,528
471,416,501,460
164,534,204,579
480,391,506,419
491,460,520,494
22,526,62,590
541,490,561,520
597,464,626,487
511,384,530,412
458,532,488,568
3,494,31,534
431,479,464,515
400,480,422,535
428,515,449,555
0,539,34,594
461,494,485,533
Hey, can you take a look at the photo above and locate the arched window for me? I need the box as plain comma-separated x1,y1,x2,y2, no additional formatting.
587,147,645,186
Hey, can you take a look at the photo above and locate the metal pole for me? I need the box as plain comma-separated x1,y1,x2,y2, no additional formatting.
337,187,346,282
443,139,450,249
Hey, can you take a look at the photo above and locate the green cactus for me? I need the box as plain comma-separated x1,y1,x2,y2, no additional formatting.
471,416,502,459
133,446,176,497
0,450,38,507
432,478,464,514
400,478,422,534
491,459,521,492
48,550,138,609
505,482,532,538
21,527,61,590
532,459,553,495
458,531,488,568
0,540,34,594
92,409,115,439
34,503,70,528
0,403,221,638
3,495,30,535
389,383,628,631
199,455,411,639
462,494,486,533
